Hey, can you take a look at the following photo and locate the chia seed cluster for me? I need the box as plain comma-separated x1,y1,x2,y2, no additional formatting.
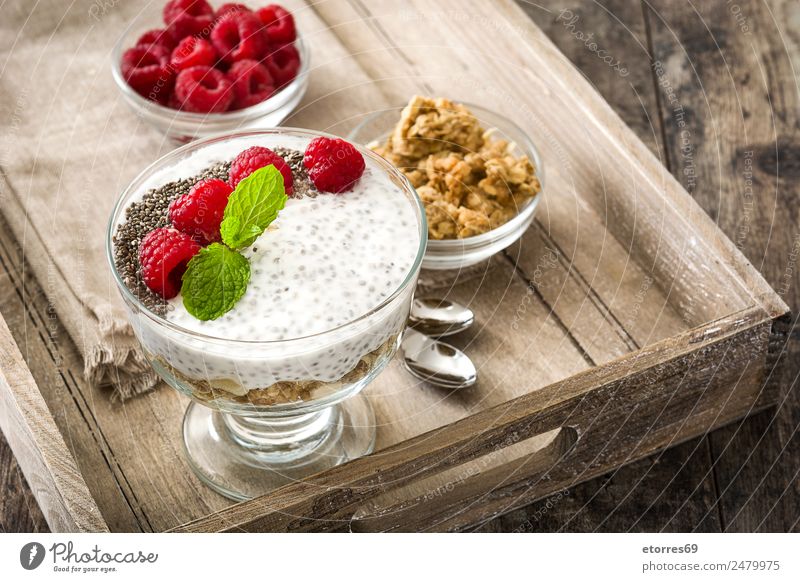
112,148,315,315
273,146,315,198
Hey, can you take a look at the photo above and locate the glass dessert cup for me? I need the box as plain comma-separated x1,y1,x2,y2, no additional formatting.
106,129,427,501
110,5,310,142
348,104,545,271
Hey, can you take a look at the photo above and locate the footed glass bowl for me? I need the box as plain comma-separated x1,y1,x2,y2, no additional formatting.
106,129,426,500
110,2,310,142
348,104,544,271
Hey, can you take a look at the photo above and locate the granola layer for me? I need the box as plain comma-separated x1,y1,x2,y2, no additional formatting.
154,333,399,406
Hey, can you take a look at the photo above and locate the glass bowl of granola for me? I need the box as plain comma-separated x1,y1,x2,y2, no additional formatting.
106,129,426,500
349,97,544,270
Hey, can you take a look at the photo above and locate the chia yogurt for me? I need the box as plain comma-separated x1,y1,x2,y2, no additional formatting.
111,132,424,402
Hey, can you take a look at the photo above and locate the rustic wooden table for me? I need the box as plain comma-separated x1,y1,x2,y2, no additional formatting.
1,0,798,532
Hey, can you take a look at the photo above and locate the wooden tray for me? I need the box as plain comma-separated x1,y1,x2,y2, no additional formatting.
0,0,789,532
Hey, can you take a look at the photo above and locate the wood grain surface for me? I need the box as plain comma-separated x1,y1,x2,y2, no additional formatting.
0,0,797,532
0,273,107,532
478,0,800,533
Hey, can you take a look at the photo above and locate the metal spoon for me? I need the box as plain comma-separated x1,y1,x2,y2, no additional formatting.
408,297,475,337
401,328,477,389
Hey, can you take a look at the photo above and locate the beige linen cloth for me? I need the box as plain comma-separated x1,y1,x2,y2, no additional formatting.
0,0,499,400
0,0,176,399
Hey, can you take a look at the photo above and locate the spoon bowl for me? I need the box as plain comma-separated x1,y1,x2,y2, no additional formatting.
401,329,477,389
408,298,475,337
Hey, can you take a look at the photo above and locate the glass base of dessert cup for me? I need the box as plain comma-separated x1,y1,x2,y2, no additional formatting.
148,334,400,501
182,393,376,501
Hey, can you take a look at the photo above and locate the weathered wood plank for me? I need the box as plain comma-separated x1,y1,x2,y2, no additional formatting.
508,0,687,348
371,259,593,447
478,438,723,532
646,0,800,532
0,428,47,533
486,0,721,532
0,304,106,532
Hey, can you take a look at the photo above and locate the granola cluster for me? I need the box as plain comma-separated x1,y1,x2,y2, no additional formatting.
373,96,541,239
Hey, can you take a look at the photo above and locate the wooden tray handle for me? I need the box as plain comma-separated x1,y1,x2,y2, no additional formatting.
349,425,579,532
172,390,587,532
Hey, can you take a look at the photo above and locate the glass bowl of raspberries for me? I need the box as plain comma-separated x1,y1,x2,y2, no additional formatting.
111,1,309,142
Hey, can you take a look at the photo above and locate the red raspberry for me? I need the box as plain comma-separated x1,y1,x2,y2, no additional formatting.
139,227,201,299
216,3,251,17
170,36,217,71
264,43,300,87
303,137,365,193
174,66,234,113
168,92,183,110
163,0,214,40
121,45,175,103
229,146,294,194
211,12,268,64
228,59,275,109
257,5,296,45
135,28,176,51
169,179,233,243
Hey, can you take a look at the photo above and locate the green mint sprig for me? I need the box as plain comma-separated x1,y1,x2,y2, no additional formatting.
180,165,287,321
181,243,251,321
221,165,287,249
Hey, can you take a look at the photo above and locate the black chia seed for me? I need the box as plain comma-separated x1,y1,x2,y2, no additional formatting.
112,149,316,314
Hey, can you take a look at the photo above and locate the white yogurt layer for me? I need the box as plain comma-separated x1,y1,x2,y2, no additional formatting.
122,134,422,393
167,164,418,341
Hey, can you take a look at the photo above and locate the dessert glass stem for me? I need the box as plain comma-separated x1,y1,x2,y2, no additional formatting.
182,394,376,501
222,407,341,459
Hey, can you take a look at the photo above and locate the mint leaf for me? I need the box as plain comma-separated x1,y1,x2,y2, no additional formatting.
181,243,251,321
181,165,288,321
220,165,287,250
